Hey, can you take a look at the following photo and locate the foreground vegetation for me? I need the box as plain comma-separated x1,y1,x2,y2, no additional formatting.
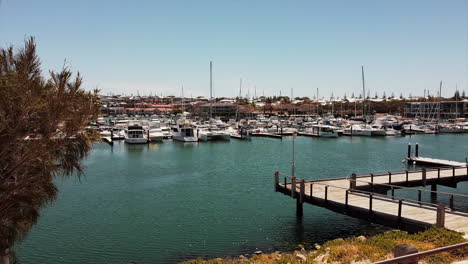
179,227,468,264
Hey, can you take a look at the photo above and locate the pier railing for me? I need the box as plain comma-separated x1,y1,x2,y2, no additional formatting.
274,171,459,228
352,177,468,212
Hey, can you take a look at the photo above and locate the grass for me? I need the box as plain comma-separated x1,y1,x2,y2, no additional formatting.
179,227,468,264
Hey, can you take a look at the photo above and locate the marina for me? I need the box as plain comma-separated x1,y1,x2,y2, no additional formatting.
16,134,468,264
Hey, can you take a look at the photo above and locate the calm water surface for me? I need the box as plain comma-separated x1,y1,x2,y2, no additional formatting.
16,134,468,263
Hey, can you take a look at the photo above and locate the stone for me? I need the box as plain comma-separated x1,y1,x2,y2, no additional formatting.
393,244,418,264
253,250,263,255
357,235,367,241
314,243,321,250
295,253,307,261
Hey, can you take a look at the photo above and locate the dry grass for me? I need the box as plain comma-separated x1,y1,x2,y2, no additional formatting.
179,227,468,264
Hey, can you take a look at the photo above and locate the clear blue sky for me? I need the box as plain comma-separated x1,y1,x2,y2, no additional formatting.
1,0,467,98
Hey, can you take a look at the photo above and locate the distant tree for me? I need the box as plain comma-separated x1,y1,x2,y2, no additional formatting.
462,90,466,98
453,90,460,99
391,92,394,99
383,92,386,99
374,92,378,99
351,92,355,98
0,38,100,263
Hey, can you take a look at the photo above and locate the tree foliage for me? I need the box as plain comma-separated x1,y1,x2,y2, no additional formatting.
0,38,100,259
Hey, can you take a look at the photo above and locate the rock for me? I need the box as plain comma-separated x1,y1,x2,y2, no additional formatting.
314,243,321,250
335,238,344,242
239,255,246,259
253,250,263,255
296,253,307,261
314,252,330,263
297,244,305,250
394,244,418,264
357,235,367,241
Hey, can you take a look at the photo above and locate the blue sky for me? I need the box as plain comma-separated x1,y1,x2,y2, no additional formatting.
1,0,467,98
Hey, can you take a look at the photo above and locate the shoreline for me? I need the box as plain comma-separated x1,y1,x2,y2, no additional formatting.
179,227,468,264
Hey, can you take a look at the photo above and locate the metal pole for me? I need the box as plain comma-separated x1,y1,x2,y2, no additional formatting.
292,133,296,177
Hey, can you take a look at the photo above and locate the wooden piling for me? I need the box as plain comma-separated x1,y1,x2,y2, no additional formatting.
431,184,437,199
350,173,357,189
422,168,427,187
274,171,279,192
299,180,305,204
415,143,419,157
407,143,412,158
291,177,296,198
436,204,445,228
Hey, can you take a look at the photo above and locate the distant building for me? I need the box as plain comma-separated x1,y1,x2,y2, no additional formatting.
198,102,250,117
404,100,468,119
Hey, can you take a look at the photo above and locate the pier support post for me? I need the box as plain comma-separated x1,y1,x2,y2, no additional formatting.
415,143,419,157
422,168,427,187
274,171,279,192
407,143,412,159
431,184,437,200
350,173,357,190
436,204,445,228
299,180,305,204
296,197,303,217
291,176,296,198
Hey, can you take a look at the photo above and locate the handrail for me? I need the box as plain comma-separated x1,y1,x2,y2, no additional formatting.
280,174,439,209
308,180,438,208
353,165,467,178
371,242,468,264
353,178,468,199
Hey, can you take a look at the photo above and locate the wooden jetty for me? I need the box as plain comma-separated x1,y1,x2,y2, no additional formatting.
251,132,283,139
275,164,468,234
406,143,467,167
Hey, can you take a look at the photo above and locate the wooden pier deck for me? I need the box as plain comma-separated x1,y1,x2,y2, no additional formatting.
275,165,468,234
407,156,466,167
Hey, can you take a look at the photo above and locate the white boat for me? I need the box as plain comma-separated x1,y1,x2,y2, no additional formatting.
345,124,385,136
124,125,148,144
197,126,231,141
438,125,466,133
172,121,198,142
148,128,164,142
306,125,339,138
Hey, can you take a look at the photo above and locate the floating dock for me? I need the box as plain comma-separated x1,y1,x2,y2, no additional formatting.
407,157,466,167
275,164,468,234
297,132,320,137
251,132,283,139
405,143,467,167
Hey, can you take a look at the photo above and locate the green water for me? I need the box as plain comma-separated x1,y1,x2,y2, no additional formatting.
16,135,468,263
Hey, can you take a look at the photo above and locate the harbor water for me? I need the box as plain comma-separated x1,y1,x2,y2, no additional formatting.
16,134,468,263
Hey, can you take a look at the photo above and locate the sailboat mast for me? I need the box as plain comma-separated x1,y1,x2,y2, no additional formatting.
316,87,319,116
361,65,366,117
210,61,213,120
438,81,442,123
182,85,184,113
455,84,458,119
